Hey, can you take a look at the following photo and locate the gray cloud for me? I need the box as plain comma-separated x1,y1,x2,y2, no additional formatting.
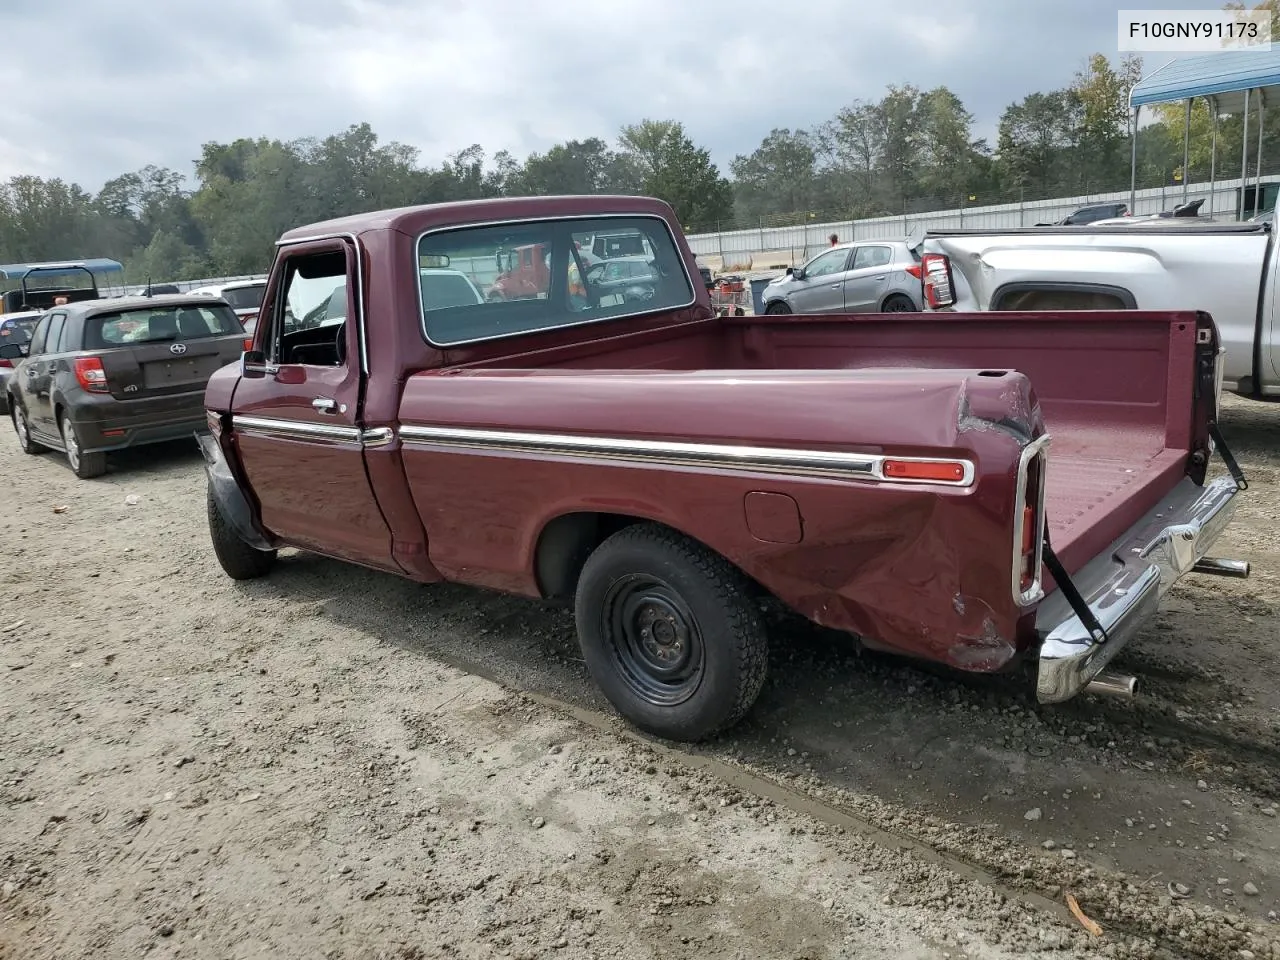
0,0,1219,189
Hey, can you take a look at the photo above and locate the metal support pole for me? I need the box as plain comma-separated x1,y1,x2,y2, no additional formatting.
1240,88,1251,220
1129,104,1141,212
1182,98,1192,203
1209,97,1218,217
1254,91,1265,218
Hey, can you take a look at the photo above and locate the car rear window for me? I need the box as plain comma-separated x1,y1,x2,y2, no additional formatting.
420,270,483,311
85,304,241,349
222,285,265,311
0,317,38,343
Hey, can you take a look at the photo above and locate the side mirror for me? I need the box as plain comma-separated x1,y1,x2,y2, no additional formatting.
0,342,27,360
241,349,268,379
790,267,805,280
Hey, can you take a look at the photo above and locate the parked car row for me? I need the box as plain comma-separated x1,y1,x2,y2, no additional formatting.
1,293,250,478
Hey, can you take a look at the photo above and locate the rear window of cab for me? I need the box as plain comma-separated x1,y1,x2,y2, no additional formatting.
85,304,241,349
415,215,695,347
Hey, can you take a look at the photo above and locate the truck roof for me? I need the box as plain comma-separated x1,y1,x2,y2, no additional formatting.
278,195,680,245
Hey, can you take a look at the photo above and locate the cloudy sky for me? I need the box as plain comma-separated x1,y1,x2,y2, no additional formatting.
0,0,1222,190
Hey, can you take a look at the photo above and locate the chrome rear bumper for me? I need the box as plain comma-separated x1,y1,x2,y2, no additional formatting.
1035,475,1241,703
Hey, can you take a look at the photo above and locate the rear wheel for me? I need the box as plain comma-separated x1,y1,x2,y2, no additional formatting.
574,523,768,742
11,404,48,455
60,414,106,479
881,294,916,313
207,484,276,580
764,301,791,315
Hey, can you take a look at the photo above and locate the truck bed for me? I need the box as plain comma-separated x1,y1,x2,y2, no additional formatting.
442,309,1205,577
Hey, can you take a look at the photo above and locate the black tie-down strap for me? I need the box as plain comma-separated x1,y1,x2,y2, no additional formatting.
1041,529,1111,645
1209,422,1248,491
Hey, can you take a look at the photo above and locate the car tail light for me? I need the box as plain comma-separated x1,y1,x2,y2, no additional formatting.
904,263,922,280
0,358,10,369
922,254,955,308
73,357,109,393
881,458,970,483
243,338,254,352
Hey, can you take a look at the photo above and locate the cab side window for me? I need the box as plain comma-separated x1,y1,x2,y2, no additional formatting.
265,250,351,367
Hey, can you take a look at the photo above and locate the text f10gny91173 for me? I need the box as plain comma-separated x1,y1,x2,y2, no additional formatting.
198,194,1248,742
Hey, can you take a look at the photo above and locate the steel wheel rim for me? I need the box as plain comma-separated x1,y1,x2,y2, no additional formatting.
885,298,914,312
62,420,79,470
601,574,704,706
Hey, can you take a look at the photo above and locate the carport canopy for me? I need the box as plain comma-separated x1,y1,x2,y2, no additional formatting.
1128,50,1280,216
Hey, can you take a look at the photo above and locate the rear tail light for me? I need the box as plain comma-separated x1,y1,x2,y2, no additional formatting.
904,263,922,280
243,338,254,352
1015,440,1048,603
73,357,109,394
0,358,10,369
922,253,955,308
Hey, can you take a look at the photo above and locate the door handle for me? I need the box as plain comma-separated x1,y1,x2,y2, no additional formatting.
872,275,887,280
830,283,842,289
311,397,337,414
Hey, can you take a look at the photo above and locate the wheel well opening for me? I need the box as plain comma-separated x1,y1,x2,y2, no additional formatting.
534,512,647,600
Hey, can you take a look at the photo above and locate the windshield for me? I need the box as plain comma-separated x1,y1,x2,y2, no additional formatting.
0,317,39,343
222,284,265,310
85,304,241,348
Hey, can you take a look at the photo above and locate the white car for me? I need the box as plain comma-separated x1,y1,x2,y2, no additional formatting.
189,279,268,334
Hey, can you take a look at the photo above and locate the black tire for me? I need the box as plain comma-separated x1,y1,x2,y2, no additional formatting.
574,523,768,742
11,404,48,455
764,301,791,315
207,484,277,580
881,294,916,313
60,413,106,478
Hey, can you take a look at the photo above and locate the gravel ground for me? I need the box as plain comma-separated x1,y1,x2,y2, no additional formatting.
1,394,1278,959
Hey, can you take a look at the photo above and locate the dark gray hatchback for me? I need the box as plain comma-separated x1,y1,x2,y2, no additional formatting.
0,295,249,478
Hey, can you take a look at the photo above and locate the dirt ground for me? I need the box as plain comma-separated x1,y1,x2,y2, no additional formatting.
2,394,1279,960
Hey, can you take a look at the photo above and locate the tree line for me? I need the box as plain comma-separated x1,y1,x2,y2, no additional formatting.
1,0,1276,282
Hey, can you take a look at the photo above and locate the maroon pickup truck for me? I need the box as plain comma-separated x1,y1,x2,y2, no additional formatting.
199,195,1248,742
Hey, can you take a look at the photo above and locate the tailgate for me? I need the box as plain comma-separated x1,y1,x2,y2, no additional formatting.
86,303,247,400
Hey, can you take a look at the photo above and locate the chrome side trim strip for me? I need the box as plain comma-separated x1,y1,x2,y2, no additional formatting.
398,424,975,486
360,426,394,447
1012,434,1051,606
233,415,361,443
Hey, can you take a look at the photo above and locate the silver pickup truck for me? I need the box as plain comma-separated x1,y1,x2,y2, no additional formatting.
913,208,1280,399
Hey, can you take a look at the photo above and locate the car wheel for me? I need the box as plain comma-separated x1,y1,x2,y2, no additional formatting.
60,414,106,479
881,294,917,312
12,404,48,455
764,301,791,315
206,484,277,580
574,523,768,742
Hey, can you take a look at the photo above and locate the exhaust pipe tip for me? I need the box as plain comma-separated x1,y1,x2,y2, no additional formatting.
1192,557,1251,578
1086,669,1138,698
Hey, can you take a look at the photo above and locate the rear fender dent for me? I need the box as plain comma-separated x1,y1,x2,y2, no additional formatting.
196,431,275,551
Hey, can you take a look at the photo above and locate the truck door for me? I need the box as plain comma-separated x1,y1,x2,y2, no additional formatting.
228,238,396,570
